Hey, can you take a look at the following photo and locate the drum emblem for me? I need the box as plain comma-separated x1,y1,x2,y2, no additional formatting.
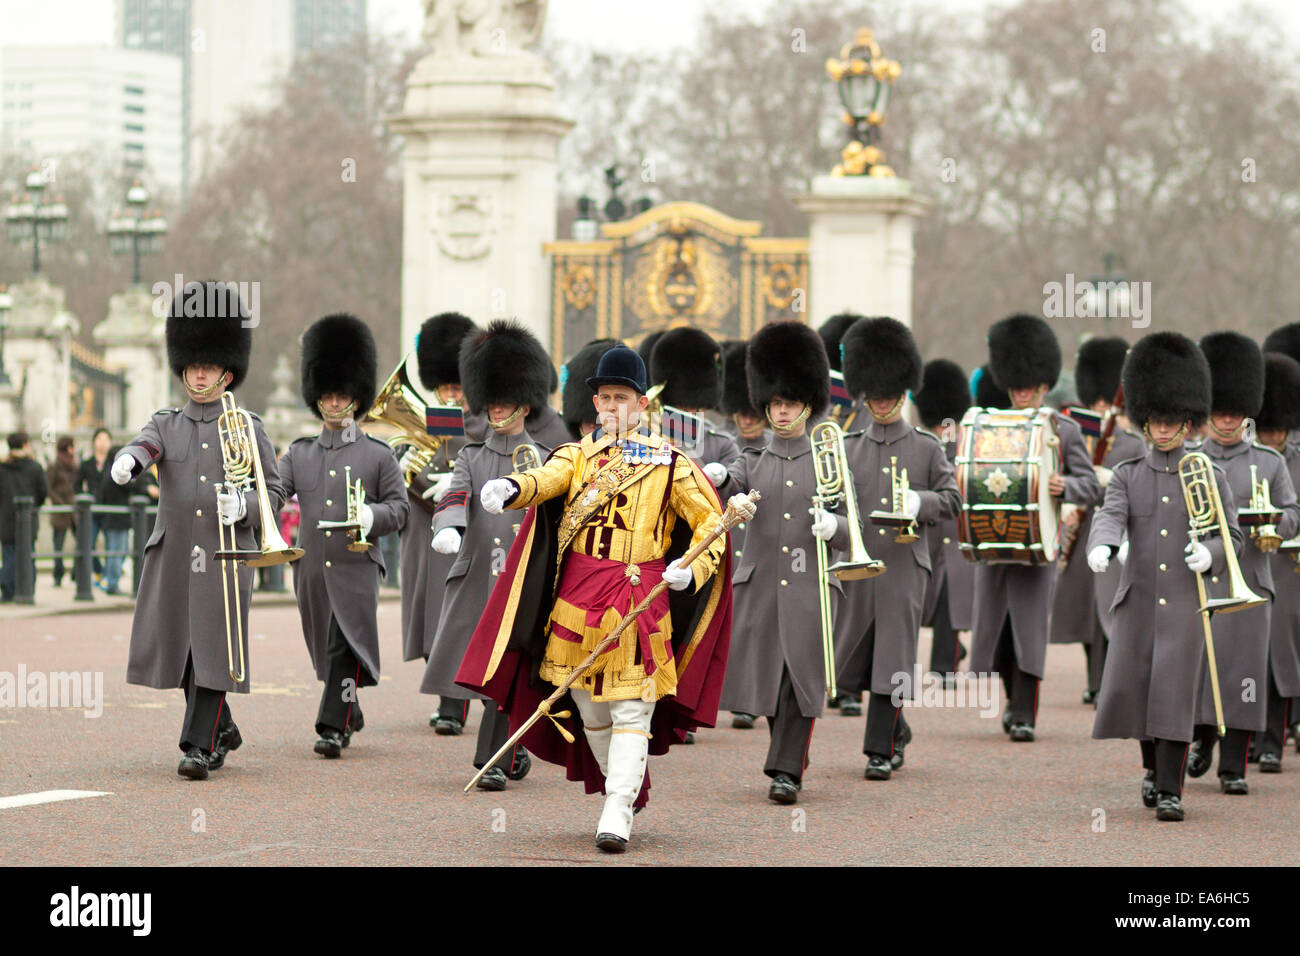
984,468,1011,499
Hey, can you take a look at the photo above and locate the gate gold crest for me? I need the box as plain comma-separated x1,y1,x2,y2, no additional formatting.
545,201,809,357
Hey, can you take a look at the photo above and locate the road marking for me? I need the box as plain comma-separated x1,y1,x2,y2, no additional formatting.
0,789,113,810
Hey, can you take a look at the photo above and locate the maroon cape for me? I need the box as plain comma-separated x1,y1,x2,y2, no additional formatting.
455,466,733,807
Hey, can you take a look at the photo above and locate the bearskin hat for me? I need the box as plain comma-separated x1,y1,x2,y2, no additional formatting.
818,312,862,372
638,330,665,373
300,314,377,420
987,313,1061,392
1200,332,1264,418
842,316,922,401
747,321,830,418
914,359,969,429
1074,337,1129,407
561,338,619,439
648,326,722,410
1257,353,1300,433
459,319,552,424
165,280,253,389
1262,323,1300,366
416,312,476,390
1122,332,1211,429
972,364,1010,409
721,339,759,417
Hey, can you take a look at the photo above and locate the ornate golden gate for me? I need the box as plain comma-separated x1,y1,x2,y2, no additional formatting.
545,201,808,359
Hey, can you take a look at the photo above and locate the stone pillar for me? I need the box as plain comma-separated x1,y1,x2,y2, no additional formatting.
263,352,315,451
389,51,573,352
794,176,929,328
93,287,171,432
0,277,79,439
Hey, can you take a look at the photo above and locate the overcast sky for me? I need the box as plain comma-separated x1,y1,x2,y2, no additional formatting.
3,0,1298,51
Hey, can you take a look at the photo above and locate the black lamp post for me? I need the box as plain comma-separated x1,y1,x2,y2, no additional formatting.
5,171,68,275
572,163,653,240
0,284,11,388
1087,252,1129,333
826,28,901,178
107,180,167,286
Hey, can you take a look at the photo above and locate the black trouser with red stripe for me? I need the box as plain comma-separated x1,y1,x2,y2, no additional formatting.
1140,739,1189,796
1259,667,1291,760
317,615,364,736
180,654,233,754
842,622,905,757
765,666,814,782
438,696,471,725
472,701,524,773
1193,723,1251,778
993,617,1039,726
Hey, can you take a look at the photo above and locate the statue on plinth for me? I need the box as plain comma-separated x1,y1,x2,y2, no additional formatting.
423,0,547,58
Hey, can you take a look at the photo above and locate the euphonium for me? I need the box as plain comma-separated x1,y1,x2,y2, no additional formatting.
1178,451,1266,737
809,420,885,702
369,355,453,514
213,391,304,682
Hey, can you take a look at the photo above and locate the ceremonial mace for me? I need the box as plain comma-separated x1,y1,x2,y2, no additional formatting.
464,489,761,792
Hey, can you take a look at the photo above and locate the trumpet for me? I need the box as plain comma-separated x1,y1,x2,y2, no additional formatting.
214,392,305,682
869,455,919,543
810,420,885,701
317,465,372,552
370,355,456,515
1178,451,1266,736
1238,464,1283,552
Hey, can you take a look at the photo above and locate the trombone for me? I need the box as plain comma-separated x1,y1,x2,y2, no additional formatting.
1238,464,1283,552
1178,451,1266,737
214,392,304,682
810,420,886,701
317,465,373,552
869,455,919,543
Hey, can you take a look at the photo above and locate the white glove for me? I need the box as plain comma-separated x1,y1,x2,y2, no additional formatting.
1087,545,1110,574
110,454,135,485
480,478,516,515
662,558,692,591
1117,539,1129,566
217,489,246,526
727,493,757,522
1185,541,1212,573
358,502,374,537
432,527,462,554
421,471,454,502
703,462,728,485
903,489,921,519
1095,465,1114,489
810,507,837,542
397,448,416,474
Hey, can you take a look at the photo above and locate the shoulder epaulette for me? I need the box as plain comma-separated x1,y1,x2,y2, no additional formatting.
290,435,313,446
913,427,943,445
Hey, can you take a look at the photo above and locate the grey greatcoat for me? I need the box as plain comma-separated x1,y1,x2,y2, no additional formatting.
1268,442,1300,697
528,404,575,452
718,425,770,567
419,428,550,699
122,399,282,694
1193,438,1299,731
399,412,485,662
970,412,1102,680
1050,427,1147,645
834,421,961,697
1090,446,1243,742
921,436,974,631
717,434,852,719
1093,429,1149,640
274,427,409,687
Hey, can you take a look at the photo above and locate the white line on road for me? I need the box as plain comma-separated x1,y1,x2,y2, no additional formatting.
0,789,113,810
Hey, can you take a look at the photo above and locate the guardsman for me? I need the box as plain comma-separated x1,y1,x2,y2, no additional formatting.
913,359,973,684
648,327,741,488
111,280,280,780
1088,332,1241,821
818,313,867,430
715,321,851,804
720,337,768,729
970,314,1102,742
971,364,1009,409
273,314,410,757
1050,337,1145,705
833,318,961,780
420,320,554,790
399,312,481,733
458,344,735,853
1254,352,1300,770
1185,332,1299,793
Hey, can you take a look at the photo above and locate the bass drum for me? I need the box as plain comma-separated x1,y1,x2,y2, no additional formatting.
955,407,1061,566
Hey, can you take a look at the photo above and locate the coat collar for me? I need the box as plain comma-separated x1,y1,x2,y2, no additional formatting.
1146,445,1186,473
485,428,532,455
1204,437,1251,460
183,398,223,423
315,425,354,449
766,432,811,459
865,418,910,444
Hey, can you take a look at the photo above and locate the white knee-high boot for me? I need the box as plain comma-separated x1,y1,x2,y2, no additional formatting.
571,689,613,776
597,699,655,840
